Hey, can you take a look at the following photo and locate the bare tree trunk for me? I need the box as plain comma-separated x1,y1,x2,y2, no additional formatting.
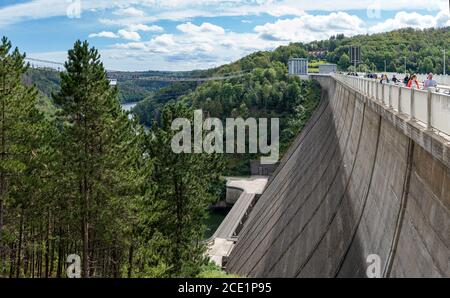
0,199,3,274
49,234,55,278
9,243,15,278
0,73,6,276
82,187,89,278
15,209,24,278
45,209,50,278
23,239,29,277
127,244,133,278
82,112,90,279
31,235,35,278
56,227,63,278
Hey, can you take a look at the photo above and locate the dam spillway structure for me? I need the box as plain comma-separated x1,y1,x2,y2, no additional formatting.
225,74,450,278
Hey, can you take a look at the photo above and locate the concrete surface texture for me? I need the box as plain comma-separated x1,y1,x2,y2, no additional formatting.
206,176,269,267
225,176,268,204
207,238,235,267
225,75,450,278
226,177,269,194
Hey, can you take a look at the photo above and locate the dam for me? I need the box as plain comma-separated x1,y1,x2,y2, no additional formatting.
225,74,450,278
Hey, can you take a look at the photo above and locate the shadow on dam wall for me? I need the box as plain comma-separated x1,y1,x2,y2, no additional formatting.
226,76,449,278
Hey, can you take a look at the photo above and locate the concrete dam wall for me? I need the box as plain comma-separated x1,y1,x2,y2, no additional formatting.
226,75,450,278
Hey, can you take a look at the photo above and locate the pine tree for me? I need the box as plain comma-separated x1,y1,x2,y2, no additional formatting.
53,40,143,277
142,103,224,277
0,37,47,277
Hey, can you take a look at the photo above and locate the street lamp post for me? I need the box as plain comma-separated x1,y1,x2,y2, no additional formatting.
404,57,407,75
443,49,446,75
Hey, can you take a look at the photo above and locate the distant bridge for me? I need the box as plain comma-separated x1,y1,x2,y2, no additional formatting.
130,72,247,82
26,57,65,66
25,57,248,82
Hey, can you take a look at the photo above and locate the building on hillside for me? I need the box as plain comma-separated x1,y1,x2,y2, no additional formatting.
288,58,308,76
319,63,337,74
250,160,279,177
308,50,327,58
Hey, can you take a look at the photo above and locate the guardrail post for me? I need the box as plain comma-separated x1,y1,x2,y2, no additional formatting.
388,84,393,108
372,81,375,98
410,88,415,120
376,82,379,101
426,89,432,130
381,83,385,105
398,86,402,113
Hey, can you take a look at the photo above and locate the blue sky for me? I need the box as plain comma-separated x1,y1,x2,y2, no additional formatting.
0,0,449,71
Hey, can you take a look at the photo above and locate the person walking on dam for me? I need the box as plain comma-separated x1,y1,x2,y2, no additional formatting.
403,74,410,85
407,74,420,89
424,73,437,90
392,75,399,84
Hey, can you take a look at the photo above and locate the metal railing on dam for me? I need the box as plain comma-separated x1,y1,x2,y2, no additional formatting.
334,73,450,138
354,72,450,87
225,73,449,278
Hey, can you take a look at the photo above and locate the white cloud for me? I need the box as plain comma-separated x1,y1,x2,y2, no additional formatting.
127,24,164,32
118,29,141,41
0,0,446,27
89,25,161,40
113,7,145,17
89,31,119,38
254,12,366,42
103,8,450,70
370,11,450,33
265,5,306,17
109,21,280,69
4,1,448,71
176,22,226,34
114,42,148,51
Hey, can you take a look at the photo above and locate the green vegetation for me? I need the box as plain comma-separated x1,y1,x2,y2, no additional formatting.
308,60,327,73
132,82,197,126
0,38,225,278
135,102,224,277
131,28,449,174
51,40,145,278
306,28,449,73
197,263,240,278
22,68,59,117
0,37,51,278
3,27,445,278
133,48,321,175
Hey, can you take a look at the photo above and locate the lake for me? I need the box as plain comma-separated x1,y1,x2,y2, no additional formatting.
121,102,137,112
204,207,231,239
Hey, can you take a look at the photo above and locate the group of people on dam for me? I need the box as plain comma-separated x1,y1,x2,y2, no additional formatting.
346,71,448,94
